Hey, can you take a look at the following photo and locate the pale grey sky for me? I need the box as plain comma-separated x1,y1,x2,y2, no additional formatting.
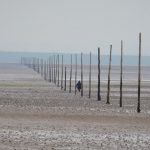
0,0,149,55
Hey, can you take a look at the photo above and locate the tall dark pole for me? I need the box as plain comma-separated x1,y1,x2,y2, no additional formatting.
47,59,49,80
64,66,67,91
75,54,77,95
61,55,64,90
57,54,59,87
21,57,22,65
44,60,47,80
120,40,123,107
137,33,142,113
49,56,51,82
41,59,43,76
81,52,83,97
54,55,56,84
98,48,101,101
89,52,92,99
56,55,58,84
106,45,112,104
37,58,40,74
69,54,72,93
51,56,54,82
33,57,35,71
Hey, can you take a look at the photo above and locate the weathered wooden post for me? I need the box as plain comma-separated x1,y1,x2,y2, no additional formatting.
89,52,92,99
69,54,72,93
61,55,64,90
31,57,34,69
37,58,40,74
51,56,53,82
24,57,25,66
75,54,77,95
33,58,35,71
120,40,123,107
32,57,34,70
28,58,31,68
36,58,38,72
21,57,22,65
35,58,37,72
55,55,58,84
81,52,83,97
137,33,142,113
49,56,51,82
54,55,56,84
29,58,31,68
47,59,49,80
34,58,36,72
44,60,47,80
41,59,43,76
43,58,44,77
34,57,36,71
21,57,23,65
57,54,59,87
64,66,67,91
98,48,101,101
106,45,112,104
36,58,38,73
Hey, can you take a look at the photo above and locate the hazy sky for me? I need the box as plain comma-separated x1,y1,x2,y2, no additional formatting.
0,0,149,55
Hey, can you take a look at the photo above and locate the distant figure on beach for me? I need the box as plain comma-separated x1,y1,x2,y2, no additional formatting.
76,80,82,92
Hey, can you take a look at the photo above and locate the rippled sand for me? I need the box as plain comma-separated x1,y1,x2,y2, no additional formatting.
0,63,150,150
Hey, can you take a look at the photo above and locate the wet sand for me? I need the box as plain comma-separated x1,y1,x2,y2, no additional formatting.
0,63,150,149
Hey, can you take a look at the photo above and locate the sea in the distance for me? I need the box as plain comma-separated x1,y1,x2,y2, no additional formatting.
0,51,150,66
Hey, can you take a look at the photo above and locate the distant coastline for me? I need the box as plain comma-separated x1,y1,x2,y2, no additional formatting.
0,51,150,66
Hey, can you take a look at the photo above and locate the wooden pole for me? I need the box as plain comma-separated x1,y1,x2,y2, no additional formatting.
35,58,37,72
36,58,38,73
120,40,123,107
75,54,77,95
41,59,43,77
64,66,67,91
69,54,72,93
47,59,49,80
48,56,51,82
137,33,142,113
81,52,83,97
51,56,54,82
44,60,47,80
54,55,56,84
34,57,36,71
32,57,34,70
34,58,36,71
61,55,64,90
35,58,37,73
89,52,92,98
37,58,40,74
40,59,42,76
21,57,22,65
106,45,112,104
57,54,59,87
98,48,101,101
32,57,35,70
55,55,58,84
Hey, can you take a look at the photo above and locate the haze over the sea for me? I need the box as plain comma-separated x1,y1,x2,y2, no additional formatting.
0,0,150,56
0,51,149,66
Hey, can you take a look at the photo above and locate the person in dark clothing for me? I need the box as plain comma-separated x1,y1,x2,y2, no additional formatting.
76,80,82,92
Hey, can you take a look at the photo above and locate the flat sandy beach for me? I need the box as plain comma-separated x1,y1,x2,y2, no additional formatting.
0,63,150,150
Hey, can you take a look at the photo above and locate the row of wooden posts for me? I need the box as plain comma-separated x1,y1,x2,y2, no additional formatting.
21,33,142,113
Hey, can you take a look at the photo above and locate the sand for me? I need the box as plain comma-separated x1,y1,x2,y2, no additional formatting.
0,63,150,150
